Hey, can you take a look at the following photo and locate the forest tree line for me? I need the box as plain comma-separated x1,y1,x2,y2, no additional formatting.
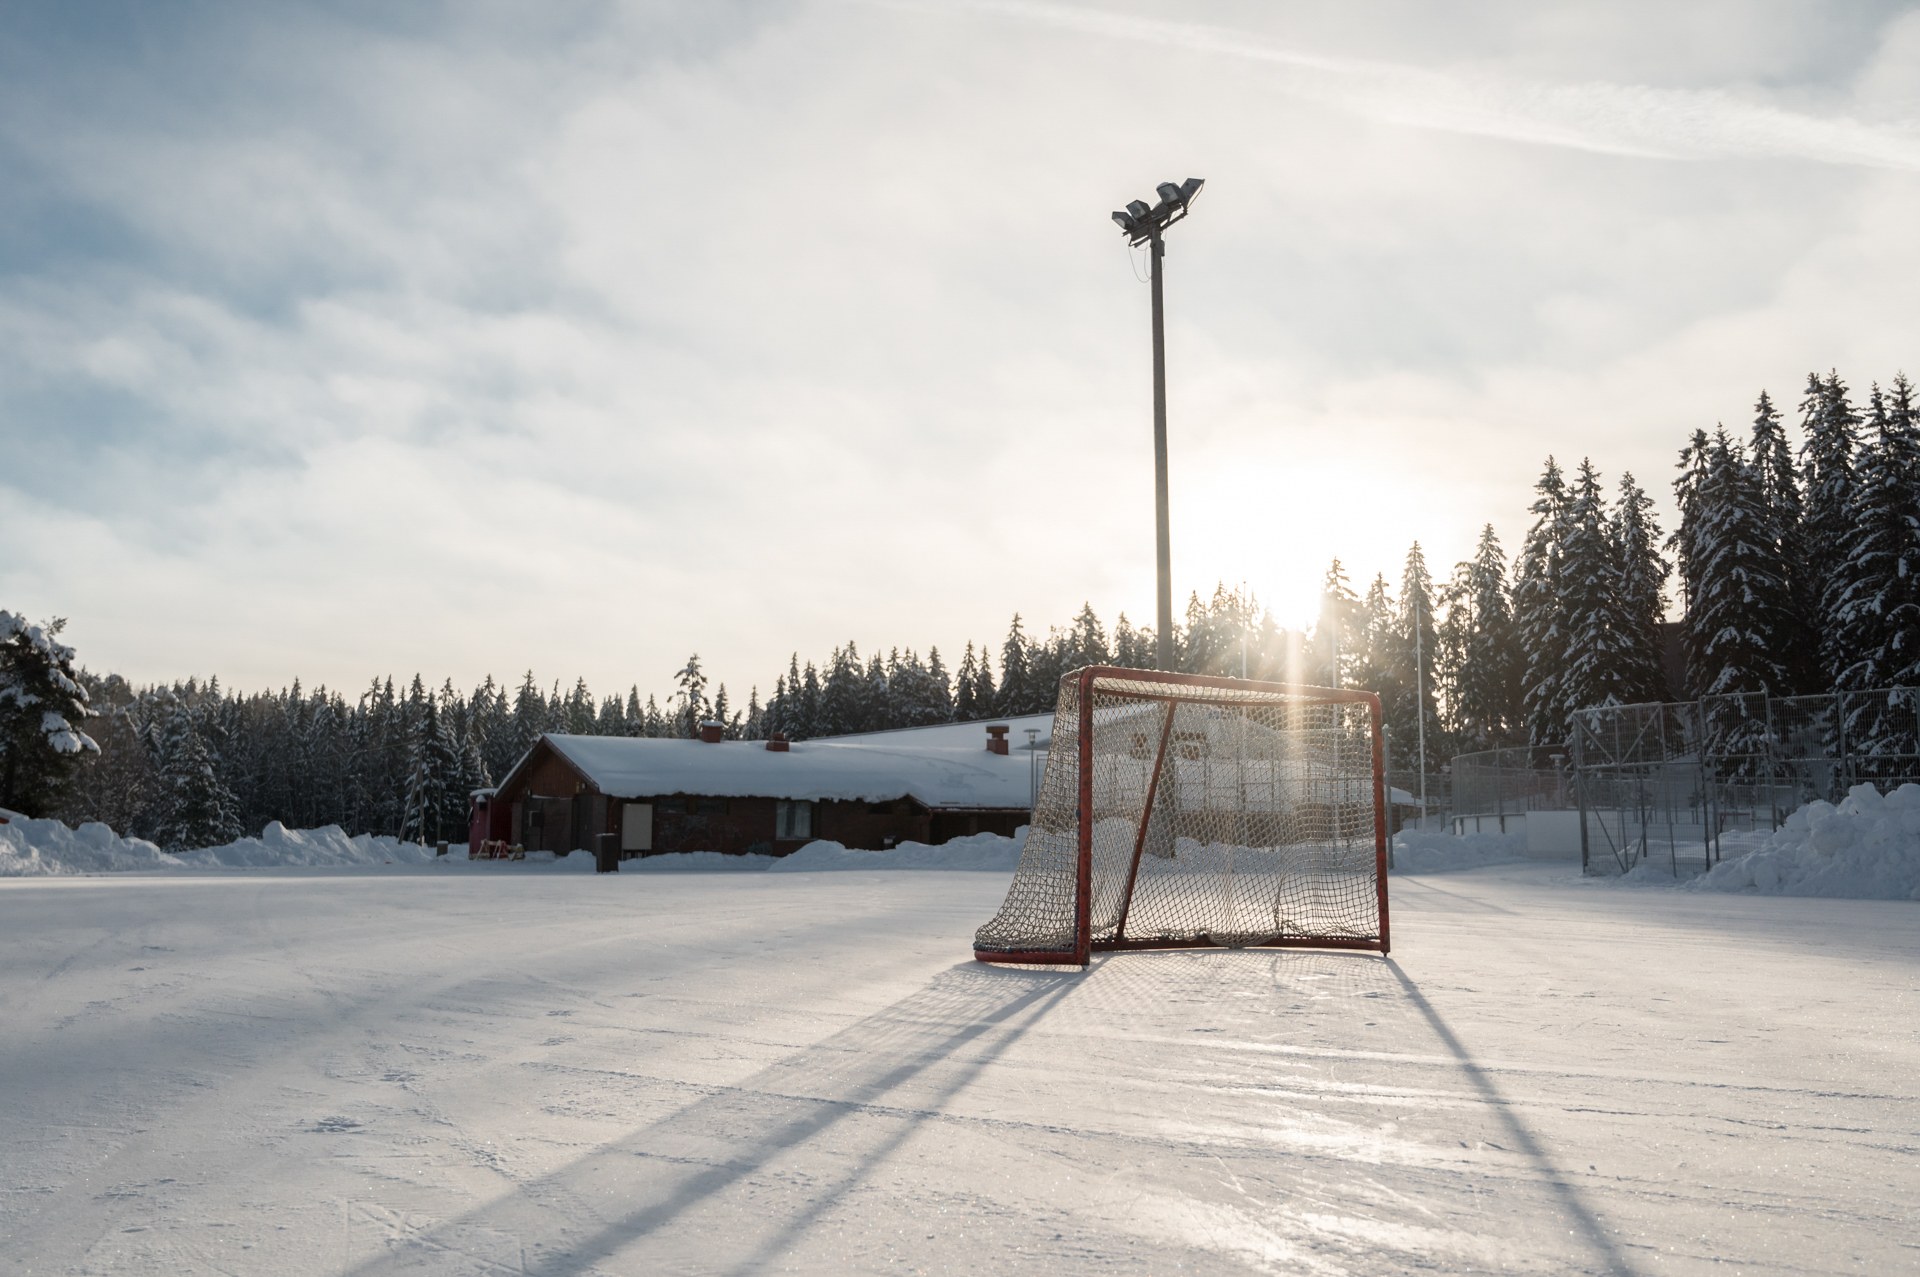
4,368,1913,847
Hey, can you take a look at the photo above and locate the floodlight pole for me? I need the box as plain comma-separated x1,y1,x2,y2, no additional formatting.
1110,176,1202,674
1150,228,1173,672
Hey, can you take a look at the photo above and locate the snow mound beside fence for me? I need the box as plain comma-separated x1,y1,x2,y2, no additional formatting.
0,810,180,876
1693,783,1920,901
769,829,1026,873
1390,828,1528,873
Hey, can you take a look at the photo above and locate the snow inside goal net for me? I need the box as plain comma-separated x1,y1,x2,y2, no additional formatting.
974,667,1390,964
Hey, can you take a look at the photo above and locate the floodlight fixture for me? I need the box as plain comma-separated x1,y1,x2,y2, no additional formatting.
1107,176,1205,671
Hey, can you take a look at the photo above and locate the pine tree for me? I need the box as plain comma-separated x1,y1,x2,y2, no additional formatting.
1611,471,1671,704
1352,574,1396,697
1830,377,1920,773
672,654,710,737
817,645,861,737
1438,525,1520,751
1515,459,1573,746
1683,431,1794,767
1749,389,1820,691
0,613,99,816
401,697,464,845
861,652,890,730
925,647,954,722
1112,614,1150,669
742,686,765,739
796,663,822,739
157,706,241,851
997,616,1032,716
1309,561,1360,688
1557,460,1642,713
954,644,983,720
1685,432,1793,699
1799,370,1862,682
1386,544,1442,783
1067,604,1110,670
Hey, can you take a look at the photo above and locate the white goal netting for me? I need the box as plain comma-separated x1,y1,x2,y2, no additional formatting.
974,668,1388,962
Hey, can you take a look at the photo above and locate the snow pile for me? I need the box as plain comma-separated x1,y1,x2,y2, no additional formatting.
769,829,1025,873
0,811,179,876
173,822,434,869
1694,783,1920,900
1391,827,1528,873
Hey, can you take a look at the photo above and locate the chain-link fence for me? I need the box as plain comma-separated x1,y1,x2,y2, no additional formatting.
1448,686,1920,876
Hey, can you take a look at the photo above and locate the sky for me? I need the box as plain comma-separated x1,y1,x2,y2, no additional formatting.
3,0,1918,704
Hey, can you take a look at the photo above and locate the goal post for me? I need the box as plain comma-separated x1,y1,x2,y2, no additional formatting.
974,666,1390,965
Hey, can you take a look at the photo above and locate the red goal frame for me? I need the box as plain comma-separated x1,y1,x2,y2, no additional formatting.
974,666,1390,965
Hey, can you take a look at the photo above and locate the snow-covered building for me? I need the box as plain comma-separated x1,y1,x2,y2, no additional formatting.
476,716,1051,857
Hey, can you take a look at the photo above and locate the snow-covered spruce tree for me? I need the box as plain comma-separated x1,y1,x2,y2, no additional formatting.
1829,378,1920,776
1438,525,1520,752
1350,574,1396,704
816,645,860,737
1556,461,1641,714
1749,390,1821,692
859,652,890,730
925,647,954,722
672,653,711,737
1684,432,1793,769
1387,544,1443,782
156,705,241,851
1068,604,1111,671
996,616,1033,716
1611,472,1671,705
1514,459,1573,747
1798,370,1862,683
0,612,99,817
401,696,465,845
1308,560,1361,689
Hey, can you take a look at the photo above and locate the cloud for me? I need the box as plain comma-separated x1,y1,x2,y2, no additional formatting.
896,0,1920,169
2,1,1916,699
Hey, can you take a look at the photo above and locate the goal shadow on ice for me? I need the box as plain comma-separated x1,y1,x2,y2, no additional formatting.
1076,948,1633,1276
339,961,1078,1277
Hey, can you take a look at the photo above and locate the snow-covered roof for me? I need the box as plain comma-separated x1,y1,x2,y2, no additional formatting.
530,718,1052,810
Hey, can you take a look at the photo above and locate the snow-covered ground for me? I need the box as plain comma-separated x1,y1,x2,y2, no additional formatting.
2,858,1913,1274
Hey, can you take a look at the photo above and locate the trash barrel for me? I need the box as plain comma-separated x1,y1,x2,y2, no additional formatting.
595,832,621,873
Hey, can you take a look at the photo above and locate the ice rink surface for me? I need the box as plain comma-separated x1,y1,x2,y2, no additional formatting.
1,862,1914,1275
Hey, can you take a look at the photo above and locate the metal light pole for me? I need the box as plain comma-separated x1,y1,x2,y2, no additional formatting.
1113,178,1204,672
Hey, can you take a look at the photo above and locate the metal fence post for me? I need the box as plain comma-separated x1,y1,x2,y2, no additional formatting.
1572,724,1589,874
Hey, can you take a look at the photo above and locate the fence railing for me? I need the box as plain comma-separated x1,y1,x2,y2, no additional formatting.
1449,686,1920,876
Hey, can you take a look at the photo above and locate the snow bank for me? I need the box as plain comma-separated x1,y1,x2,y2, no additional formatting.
0,811,179,876
768,829,1025,873
173,822,433,869
1391,828,1528,873
1693,783,1920,901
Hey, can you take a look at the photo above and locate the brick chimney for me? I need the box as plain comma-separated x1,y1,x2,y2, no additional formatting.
765,732,790,752
698,720,724,744
985,724,1010,755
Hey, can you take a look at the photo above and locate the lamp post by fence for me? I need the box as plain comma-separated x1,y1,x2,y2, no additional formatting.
1111,177,1205,672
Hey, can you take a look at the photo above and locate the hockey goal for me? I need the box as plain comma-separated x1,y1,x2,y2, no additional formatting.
974,667,1389,964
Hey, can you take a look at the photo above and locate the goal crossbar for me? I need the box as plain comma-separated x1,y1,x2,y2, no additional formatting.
974,666,1390,965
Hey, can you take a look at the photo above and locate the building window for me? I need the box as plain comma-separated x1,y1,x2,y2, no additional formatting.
775,799,813,840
